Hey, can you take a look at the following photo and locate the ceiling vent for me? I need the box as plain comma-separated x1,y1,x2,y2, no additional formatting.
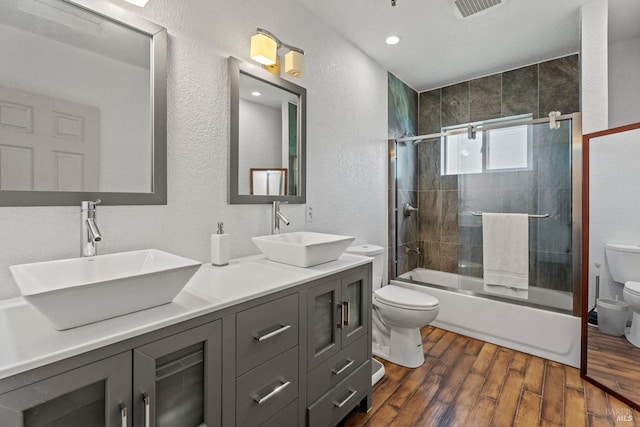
447,0,509,19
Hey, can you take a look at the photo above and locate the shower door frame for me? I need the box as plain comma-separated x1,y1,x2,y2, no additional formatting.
391,112,583,316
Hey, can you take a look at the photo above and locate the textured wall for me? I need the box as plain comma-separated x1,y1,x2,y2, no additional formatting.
0,0,388,299
581,0,609,134
609,36,640,128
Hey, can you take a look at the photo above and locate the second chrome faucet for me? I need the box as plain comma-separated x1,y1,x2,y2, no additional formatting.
81,199,103,257
271,201,290,235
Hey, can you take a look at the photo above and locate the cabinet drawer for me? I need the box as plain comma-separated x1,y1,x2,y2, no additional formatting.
307,334,368,402
236,347,299,427
237,293,299,375
307,360,370,427
260,399,299,427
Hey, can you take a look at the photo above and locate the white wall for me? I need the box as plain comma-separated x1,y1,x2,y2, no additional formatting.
581,0,609,134
588,128,640,302
0,0,388,299
609,36,640,128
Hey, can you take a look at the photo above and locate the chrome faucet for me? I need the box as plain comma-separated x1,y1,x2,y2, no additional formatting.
81,199,102,257
271,201,290,234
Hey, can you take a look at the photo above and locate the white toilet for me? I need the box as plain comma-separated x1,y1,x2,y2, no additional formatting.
346,244,439,368
605,243,640,347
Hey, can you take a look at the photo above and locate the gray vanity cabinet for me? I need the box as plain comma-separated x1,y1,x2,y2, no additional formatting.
0,352,132,427
0,263,372,427
0,321,222,427
306,268,371,427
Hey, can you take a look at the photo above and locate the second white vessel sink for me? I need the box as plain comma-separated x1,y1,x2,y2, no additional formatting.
252,231,355,268
10,249,201,330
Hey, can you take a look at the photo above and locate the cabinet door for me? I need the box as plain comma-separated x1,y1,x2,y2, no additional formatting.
307,278,342,370
340,269,369,348
133,321,222,427
0,352,132,427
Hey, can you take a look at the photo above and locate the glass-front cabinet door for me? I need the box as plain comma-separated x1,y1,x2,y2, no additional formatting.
133,321,222,427
307,278,341,369
0,352,132,427
340,269,368,347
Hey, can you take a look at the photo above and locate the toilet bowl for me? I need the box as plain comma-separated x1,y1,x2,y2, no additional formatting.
623,282,640,346
345,244,440,368
605,243,640,347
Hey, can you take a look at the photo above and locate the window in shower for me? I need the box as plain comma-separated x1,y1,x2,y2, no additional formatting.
442,114,532,175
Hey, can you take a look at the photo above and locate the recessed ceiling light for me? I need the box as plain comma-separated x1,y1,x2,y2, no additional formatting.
251,91,262,97
124,0,149,6
385,35,400,45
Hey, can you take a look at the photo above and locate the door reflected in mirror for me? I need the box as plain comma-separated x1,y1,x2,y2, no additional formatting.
229,57,306,204
250,168,287,196
582,122,640,409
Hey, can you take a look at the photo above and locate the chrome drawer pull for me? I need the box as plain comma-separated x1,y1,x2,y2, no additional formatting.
331,359,355,376
254,380,291,404
333,389,358,408
255,324,292,341
120,404,127,427
337,304,344,329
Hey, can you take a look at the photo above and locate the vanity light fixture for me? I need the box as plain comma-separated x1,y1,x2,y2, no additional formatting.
251,91,262,97
124,0,149,6
250,28,305,77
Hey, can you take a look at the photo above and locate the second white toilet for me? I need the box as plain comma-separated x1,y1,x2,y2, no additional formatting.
346,244,439,368
605,243,640,346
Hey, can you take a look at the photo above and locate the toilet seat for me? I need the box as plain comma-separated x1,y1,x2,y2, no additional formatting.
624,281,640,296
374,285,439,311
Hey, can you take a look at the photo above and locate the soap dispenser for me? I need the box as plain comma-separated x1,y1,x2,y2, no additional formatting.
211,222,230,266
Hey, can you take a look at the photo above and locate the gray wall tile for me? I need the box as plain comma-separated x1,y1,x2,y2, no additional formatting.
418,139,441,191
502,64,539,118
441,82,470,127
539,55,580,118
419,90,441,135
470,75,502,122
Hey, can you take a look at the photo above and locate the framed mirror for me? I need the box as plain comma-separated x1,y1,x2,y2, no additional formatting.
229,56,306,204
582,122,640,409
0,0,166,206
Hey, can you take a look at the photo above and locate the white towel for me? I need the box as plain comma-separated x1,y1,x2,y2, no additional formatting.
482,213,529,299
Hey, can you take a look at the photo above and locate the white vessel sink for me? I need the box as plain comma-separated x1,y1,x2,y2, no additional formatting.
252,232,355,268
10,249,202,330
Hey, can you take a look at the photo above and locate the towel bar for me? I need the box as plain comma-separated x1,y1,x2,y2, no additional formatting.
470,212,549,218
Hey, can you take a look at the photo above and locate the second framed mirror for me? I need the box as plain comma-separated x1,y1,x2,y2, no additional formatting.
228,57,306,204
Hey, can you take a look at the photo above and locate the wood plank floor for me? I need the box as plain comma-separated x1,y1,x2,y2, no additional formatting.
340,326,639,427
587,326,640,404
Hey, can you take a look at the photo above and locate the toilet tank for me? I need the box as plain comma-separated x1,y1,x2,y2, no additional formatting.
345,244,384,290
605,243,640,283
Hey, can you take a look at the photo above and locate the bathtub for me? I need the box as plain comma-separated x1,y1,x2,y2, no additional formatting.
392,268,581,367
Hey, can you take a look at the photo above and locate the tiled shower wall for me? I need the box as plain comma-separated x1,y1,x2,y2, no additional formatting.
415,55,580,291
388,73,419,279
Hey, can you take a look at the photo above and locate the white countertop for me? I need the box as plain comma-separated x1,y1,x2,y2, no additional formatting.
0,254,371,380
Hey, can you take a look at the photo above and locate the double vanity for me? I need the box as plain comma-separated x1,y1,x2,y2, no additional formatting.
0,238,373,427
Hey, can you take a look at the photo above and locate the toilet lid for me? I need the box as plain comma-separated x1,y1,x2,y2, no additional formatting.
625,281,640,296
374,285,439,309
